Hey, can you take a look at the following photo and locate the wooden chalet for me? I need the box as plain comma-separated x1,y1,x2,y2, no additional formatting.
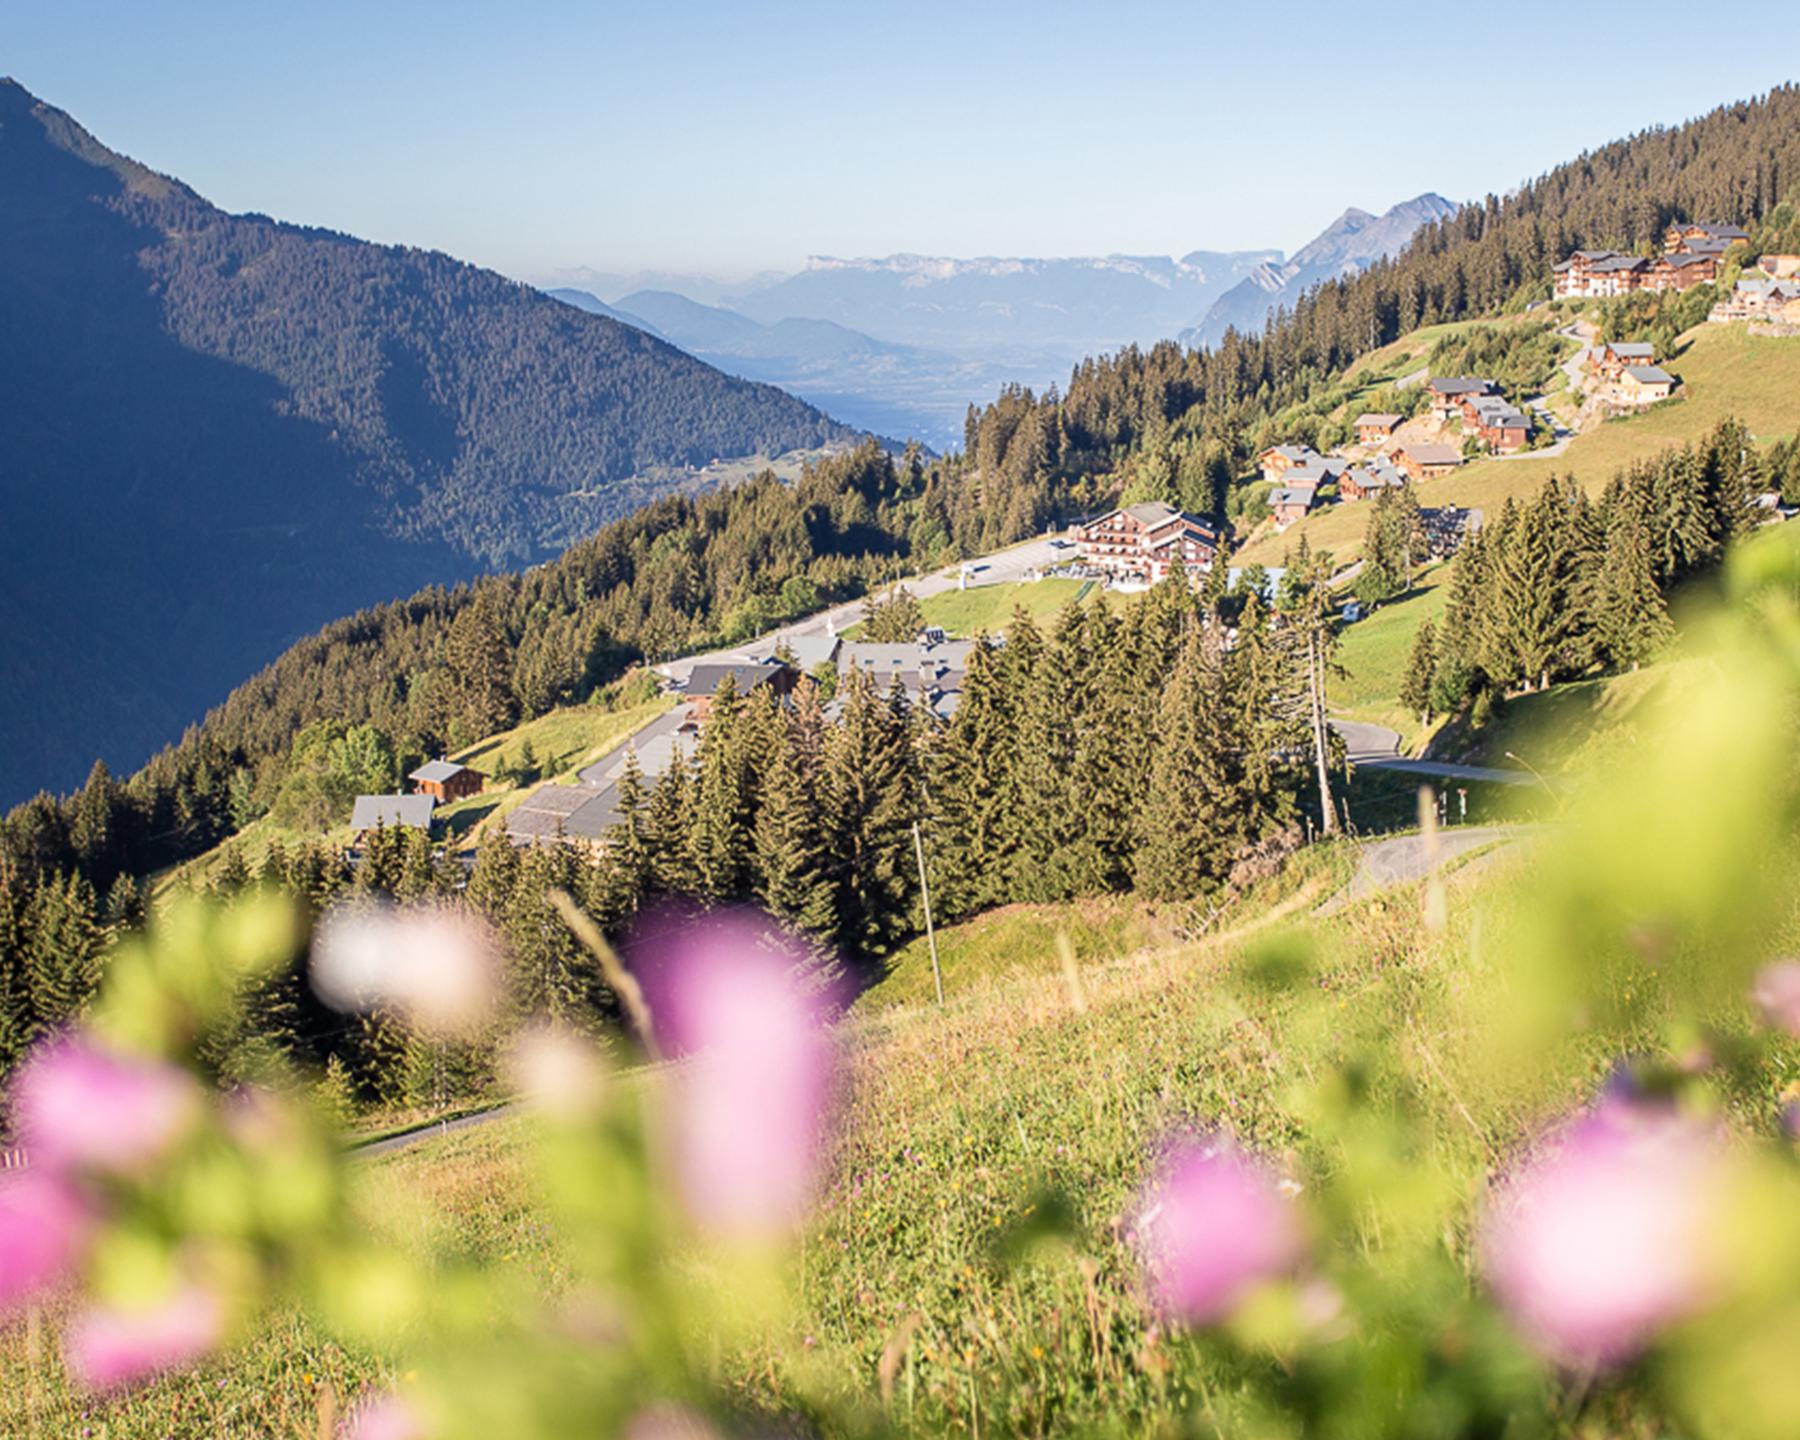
1642,251,1717,291
1268,483,1319,530
1394,443,1463,482
1075,501,1219,584
1354,413,1403,446
1592,340,1655,381
1426,377,1496,422
1339,461,1406,502
1256,444,1321,485
1467,397,1530,453
1663,221,1748,255
683,662,798,720
408,759,483,804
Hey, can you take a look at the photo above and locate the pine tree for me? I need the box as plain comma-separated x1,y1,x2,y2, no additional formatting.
1400,619,1439,725
1229,592,1310,828
1133,635,1243,899
24,871,102,1035
820,672,917,955
924,636,1019,918
751,734,836,937
1594,489,1674,670
1432,531,1488,714
69,759,121,890
445,598,516,741
689,675,752,900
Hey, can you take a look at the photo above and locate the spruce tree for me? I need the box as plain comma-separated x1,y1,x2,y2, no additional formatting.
24,871,102,1035
924,636,1019,919
689,676,751,900
1133,635,1243,899
820,671,916,955
751,734,837,937
1595,491,1674,670
1400,619,1439,725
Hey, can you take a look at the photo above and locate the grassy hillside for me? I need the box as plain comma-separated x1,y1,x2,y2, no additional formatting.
1236,324,1800,566
1329,564,1452,743
154,697,671,893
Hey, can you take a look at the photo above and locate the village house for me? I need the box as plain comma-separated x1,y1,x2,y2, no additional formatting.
1592,340,1656,381
1711,277,1800,324
408,758,483,804
682,661,799,719
1664,221,1749,255
1467,396,1532,453
1394,443,1463,482
1268,482,1319,530
349,794,436,845
1074,501,1219,584
1608,364,1677,407
1355,413,1403,446
1759,254,1800,280
1256,443,1322,485
1339,459,1406,501
1553,250,1648,298
1427,376,1497,421
1642,251,1717,291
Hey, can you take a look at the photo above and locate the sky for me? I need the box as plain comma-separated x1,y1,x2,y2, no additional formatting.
5,1,1796,282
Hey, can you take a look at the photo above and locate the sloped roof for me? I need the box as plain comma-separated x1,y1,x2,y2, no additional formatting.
1400,443,1463,466
1268,485,1318,508
409,759,467,784
684,662,784,695
1623,365,1675,385
1124,500,1181,524
350,795,435,832
1355,412,1403,428
1428,376,1495,396
1605,341,1655,358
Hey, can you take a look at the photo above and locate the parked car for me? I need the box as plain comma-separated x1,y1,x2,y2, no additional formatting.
1342,601,1364,623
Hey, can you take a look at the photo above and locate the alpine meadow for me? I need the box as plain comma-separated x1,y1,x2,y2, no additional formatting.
4,15,1800,1439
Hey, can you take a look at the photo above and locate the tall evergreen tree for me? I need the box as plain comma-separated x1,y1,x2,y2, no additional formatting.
820,672,917,955
1133,635,1243,898
1400,619,1439,725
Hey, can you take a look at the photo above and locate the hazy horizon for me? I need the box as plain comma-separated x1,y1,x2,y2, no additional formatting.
7,0,1797,281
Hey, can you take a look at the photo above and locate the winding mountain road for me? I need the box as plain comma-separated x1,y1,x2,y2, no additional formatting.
1332,718,1539,787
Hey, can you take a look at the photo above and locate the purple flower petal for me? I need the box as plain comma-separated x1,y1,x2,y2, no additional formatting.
0,1169,90,1313
1753,960,1800,1037
63,1284,222,1393
11,1037,200,1177
1133,1137,1302,1323
1482,1101,1723,1367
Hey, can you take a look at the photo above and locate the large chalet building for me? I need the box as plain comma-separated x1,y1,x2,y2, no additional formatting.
1553,220,1746,299
1075,501,1219,585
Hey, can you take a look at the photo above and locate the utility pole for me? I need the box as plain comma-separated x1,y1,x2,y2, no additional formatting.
911,821,944,1006
1308,624,1339,836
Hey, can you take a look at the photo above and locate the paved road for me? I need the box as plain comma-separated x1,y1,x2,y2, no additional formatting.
659,534,1065,685
355,1104,518,1159
1320,824,1521,913
1332,718,1539,787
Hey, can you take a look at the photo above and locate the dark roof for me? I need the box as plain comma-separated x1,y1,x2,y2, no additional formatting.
1592,254,1648,272
1661,251,1716,269
350,795,436,832
1428,376,1495,396
1623,365,1675,385
505,783,612,842
409,759,467,784
683,662,785,695
1355,412,1402,427
1605,341,1655,358
1683,221,1749,240
1268,485,1318,508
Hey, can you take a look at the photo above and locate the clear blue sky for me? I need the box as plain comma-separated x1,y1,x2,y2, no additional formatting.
5,1,1794,279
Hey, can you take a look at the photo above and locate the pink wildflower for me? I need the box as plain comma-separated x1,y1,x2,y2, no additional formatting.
631,908,838,1237
63,1284,223,1392
11,1037,199,1177
1132,1137,1302,1323
0,1169,90,1313
1752,960,1800,1037
343,1395,425,1440
1482,1101,1724,1367
311,903,498,1035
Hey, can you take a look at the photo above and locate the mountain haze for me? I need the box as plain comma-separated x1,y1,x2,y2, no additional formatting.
1183,194,1458,346
0,78,856,803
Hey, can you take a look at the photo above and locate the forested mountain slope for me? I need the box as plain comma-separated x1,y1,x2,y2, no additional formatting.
0,78,854,801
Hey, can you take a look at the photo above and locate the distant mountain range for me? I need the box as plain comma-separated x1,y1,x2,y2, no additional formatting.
1182,194,1459,347
545,221,1455,450
0,78,857,803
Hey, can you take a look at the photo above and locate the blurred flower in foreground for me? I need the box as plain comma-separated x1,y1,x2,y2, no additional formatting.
11,1036,200,1177
0,1169,89,1313
1482,1101,1725,1367
63,1283,223,1393
1132,1137,1302,1323
312,903,498,1035
507,1022,609,1121
631,908,839,1238
1752,960,1800,1038
343,1395,425,1440
623,1402,722,1439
